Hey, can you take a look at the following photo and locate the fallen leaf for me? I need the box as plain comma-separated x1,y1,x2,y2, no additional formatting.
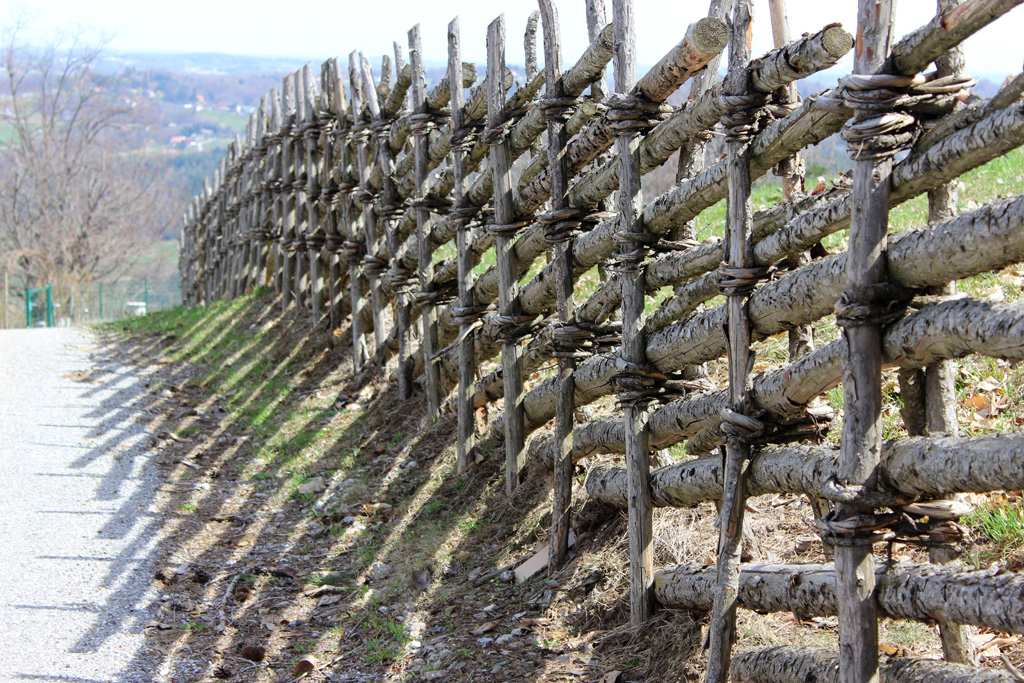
472,619,500,635
293,656,317,675
977,378,1002,393
879,644,905,655
601,671,623,683
260,615,281,631
316,594,343,608
964,394,990,411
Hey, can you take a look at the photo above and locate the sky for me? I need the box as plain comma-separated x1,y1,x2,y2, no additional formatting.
4,0,1022,77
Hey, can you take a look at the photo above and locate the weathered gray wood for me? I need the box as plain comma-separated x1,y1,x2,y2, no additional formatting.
732,647,1017,683
584,0,608,99
409,26,440,414
706,2,756,678
279,71,298,313
837,2,896,679
499,182,1024,446
586,433,1024,508
612,0,654,627
658,562,1024,636
448,18,475,475
537,0,575,573
529,241,1024,464
361,49,412,397
924,3,976,665
350,52,387,364
488,15,526,497
888,0,1024,76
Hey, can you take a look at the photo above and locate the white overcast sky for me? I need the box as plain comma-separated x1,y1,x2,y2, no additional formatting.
5,0,1023,76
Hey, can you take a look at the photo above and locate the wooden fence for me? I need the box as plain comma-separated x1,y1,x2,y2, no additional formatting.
178,0,1024,680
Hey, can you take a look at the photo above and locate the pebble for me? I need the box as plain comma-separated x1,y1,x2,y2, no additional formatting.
370,561,391,580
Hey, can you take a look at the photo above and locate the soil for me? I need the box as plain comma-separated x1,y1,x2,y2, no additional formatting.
102,297,1024,683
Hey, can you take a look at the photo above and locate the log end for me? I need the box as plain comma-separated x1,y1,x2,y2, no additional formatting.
821,26,855,59
691,17,729,57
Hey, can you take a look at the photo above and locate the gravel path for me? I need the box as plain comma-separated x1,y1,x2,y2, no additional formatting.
0,328,163,682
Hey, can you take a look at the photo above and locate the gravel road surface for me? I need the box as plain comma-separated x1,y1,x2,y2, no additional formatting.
0,328,163,682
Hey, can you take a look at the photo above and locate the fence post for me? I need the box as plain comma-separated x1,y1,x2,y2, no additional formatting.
350,52,387,365
302,62,325,324
291,65,312,312
487,15,528,496
280,72,298,313
410,27,441,412
611,0,655,626
835,1,897,681
448,18,477,474
537,0,576,572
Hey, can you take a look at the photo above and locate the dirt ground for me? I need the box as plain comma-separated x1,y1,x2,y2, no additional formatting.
101,295,1024,682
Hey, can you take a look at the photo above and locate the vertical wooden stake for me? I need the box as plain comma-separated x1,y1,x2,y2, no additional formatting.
705,2,757,680
292,65,311,312
611,0,654,627
487,15,527,497
350,52,387,362
280,71,298,314
836,2,896,682
584,0,607,100
925,0,976,666
362,50,412,398
410,26,442,414
449,17,477,473
538,0,576,573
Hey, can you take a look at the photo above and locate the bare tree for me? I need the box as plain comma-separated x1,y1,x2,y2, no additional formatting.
0,21,176,312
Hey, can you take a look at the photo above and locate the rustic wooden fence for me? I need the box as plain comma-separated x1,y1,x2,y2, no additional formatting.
178,0,1024,680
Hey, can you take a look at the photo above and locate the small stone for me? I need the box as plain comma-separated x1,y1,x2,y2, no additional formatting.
498,570,514,582
370,561,391,580
495,634,514,645
477,637,493,644
408,640,422,649
504,640,523,650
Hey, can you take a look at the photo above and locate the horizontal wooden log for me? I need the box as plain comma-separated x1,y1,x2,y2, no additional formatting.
887,0,1024,76
584,433,1024,509
517,191,1024,449
731,646,1017,683
531,294,1024,463
565,24,851,211
497,97,1024,423
757,99,1024,262
655,562,1024,635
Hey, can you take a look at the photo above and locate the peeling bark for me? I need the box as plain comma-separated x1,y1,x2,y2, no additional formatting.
656,561,1024,635
584,433,1024,508
512,193,1024,446
731,646,1017,683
